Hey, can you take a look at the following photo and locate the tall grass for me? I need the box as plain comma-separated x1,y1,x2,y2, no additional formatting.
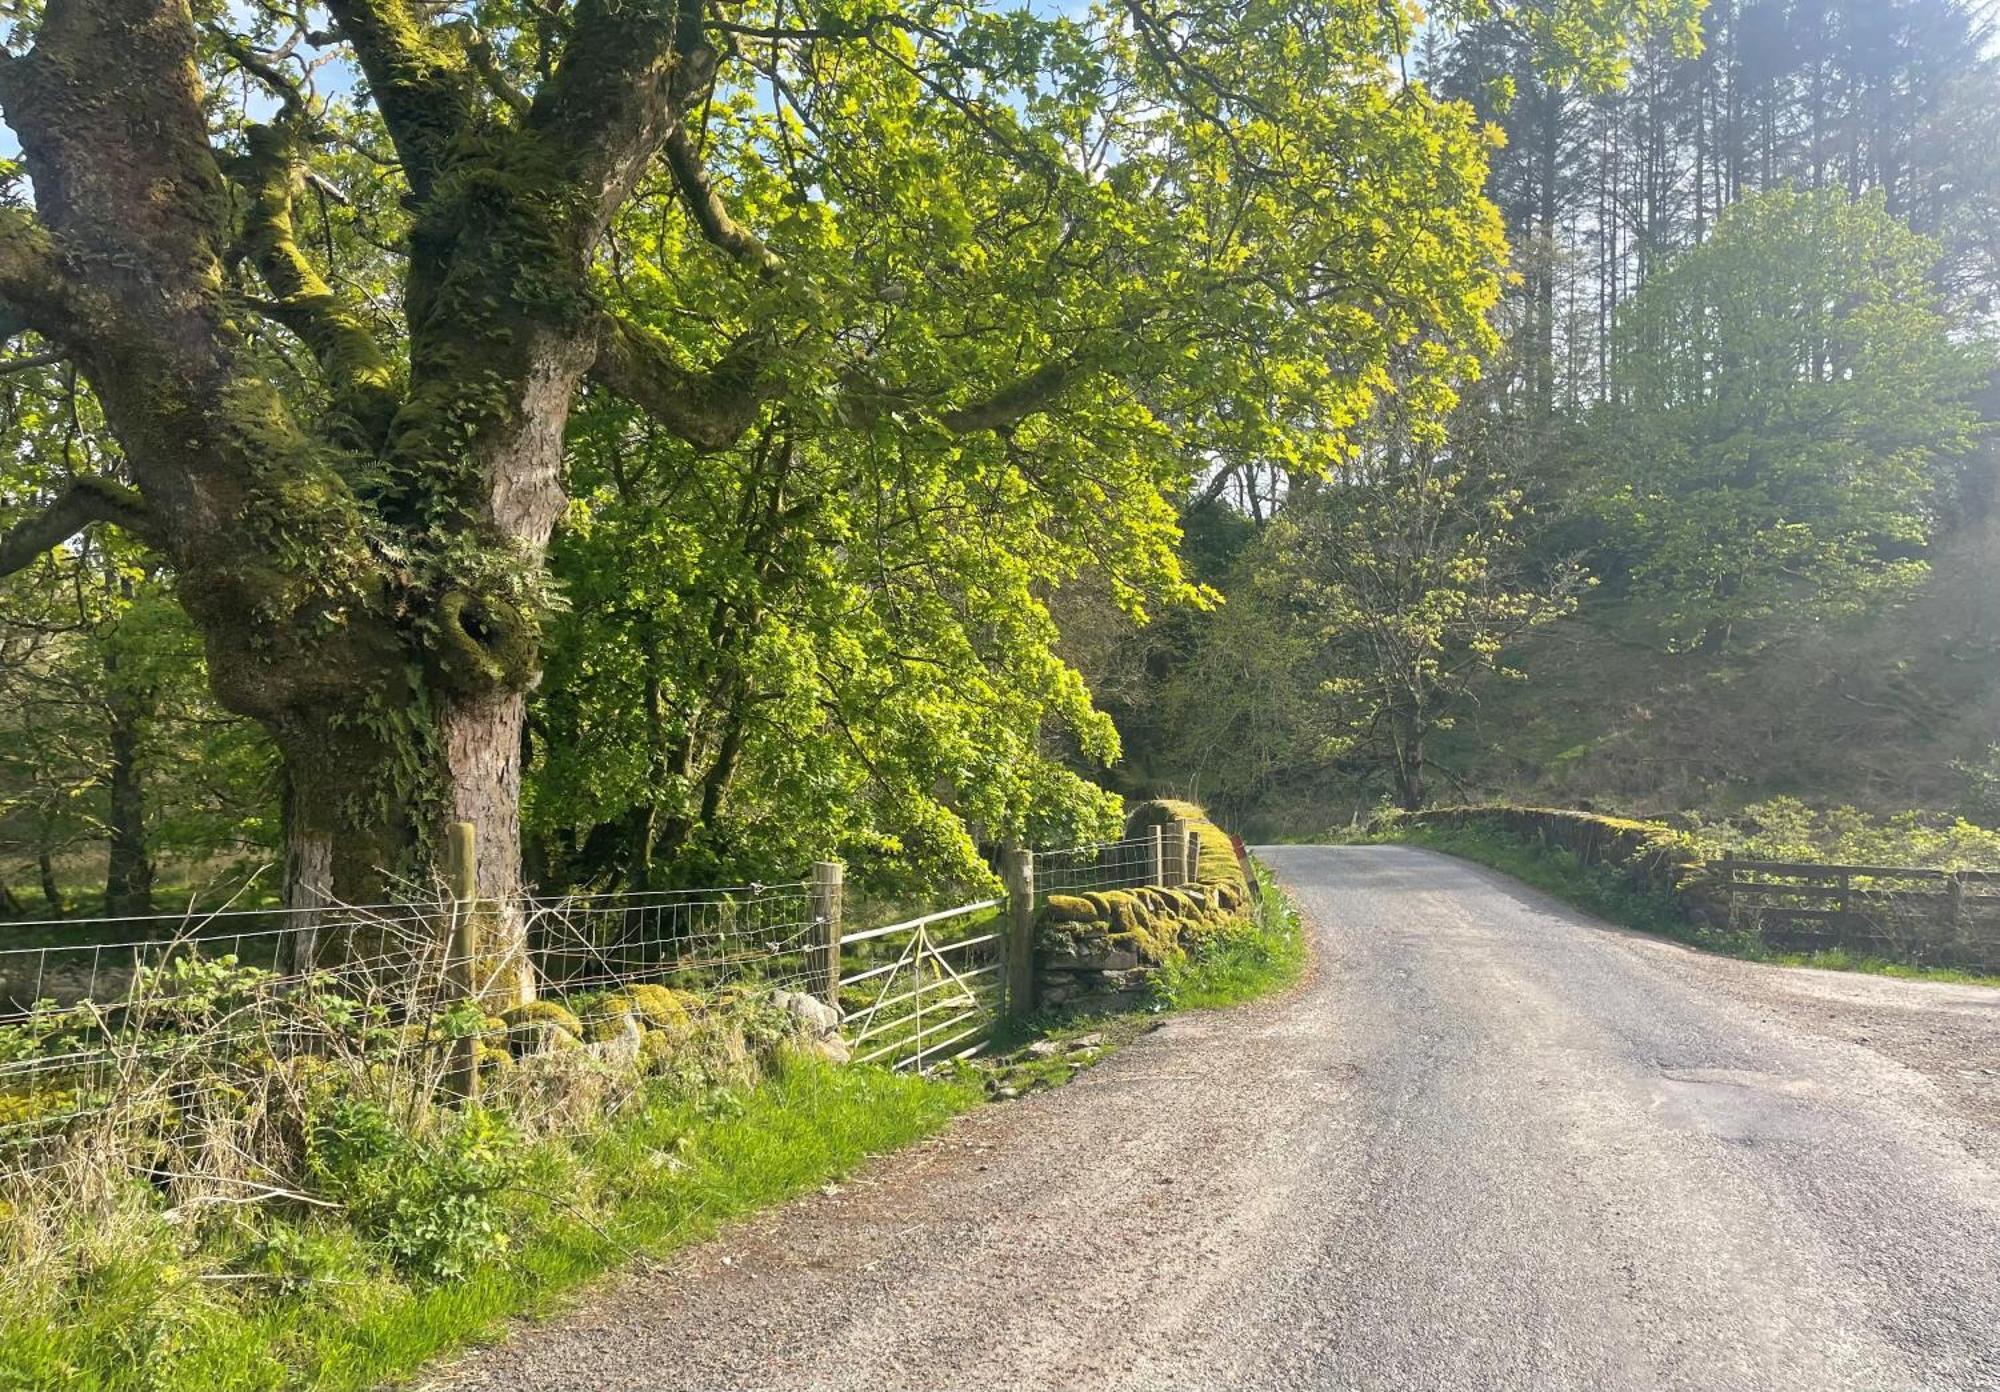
1153,863,1308,1010
0,1055,977,1392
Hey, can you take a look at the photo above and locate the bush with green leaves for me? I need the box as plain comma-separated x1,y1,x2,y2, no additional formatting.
1955,747,2000,828
305,1096,521,1285
1690,797,2000,870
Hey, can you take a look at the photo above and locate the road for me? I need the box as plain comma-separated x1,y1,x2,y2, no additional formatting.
432,844,2000,1392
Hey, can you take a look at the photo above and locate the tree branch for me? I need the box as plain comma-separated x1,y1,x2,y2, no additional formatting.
0,210,85,347
320,0,473,201
529,0,716,238
0,477,152,578
0,350,69,375
938,358,1092,433
590,314,769,450
209,25,308,120
463,28,532,118
662,126,783,276
232,122,402,452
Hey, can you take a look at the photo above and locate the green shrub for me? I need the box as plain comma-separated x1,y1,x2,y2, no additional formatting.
1690,796,2000,869
305,1097,521,1285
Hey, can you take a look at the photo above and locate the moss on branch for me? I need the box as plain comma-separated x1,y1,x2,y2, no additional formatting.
591,315,768,450
322,0,475,199
236,122,402,452
0,476,151,577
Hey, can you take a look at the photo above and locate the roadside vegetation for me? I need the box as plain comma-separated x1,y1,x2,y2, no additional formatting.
1153,864,1308,1011
983,861,1306,1096
0,852,1303,1391
1368,821,2000,990
0,0,1995,1380
0,1052,976,1392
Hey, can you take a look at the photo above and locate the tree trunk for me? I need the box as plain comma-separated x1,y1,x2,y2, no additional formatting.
441,688,536,1005
1392,726,1427,812
37,851,61,916
0,0,725,1003
104,695,152,919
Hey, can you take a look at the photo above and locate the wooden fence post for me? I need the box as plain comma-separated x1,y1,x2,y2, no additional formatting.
443,821,481,1103
811,861,844,1009
1719,849,1737,932
1166,818,1192,888
1148,825,1165,886
1003,848,1036,1020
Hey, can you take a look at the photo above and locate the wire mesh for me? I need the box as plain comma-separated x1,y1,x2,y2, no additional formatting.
1034,834,1161,900
524,882,818,997
0,879,822,1187
0,897,466,1178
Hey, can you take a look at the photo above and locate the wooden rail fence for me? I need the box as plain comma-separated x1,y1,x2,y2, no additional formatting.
1716,854,2000,971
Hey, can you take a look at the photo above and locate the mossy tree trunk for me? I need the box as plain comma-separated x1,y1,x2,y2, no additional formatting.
0,0,763,983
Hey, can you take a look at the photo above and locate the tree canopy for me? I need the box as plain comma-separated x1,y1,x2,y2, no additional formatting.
0,0,1705,924
1596,186,1985,649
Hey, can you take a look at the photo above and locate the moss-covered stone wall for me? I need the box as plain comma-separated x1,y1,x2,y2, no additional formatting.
1375,805,1706,899
1034,800,1255,1014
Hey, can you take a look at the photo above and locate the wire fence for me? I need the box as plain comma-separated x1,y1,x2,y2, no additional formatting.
0,877,828,1192
526,882,820,998
0,826,1187,1223
1033,834,1161,901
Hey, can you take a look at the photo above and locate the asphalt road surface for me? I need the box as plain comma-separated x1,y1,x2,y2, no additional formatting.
432,844,2000,1392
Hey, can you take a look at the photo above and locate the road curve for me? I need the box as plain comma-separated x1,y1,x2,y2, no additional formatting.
430,845,2000,1392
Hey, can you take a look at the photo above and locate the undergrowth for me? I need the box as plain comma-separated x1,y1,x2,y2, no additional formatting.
0,1055,977,1392
1377,825,2000,989
1153,863,1307,1010
0,864,1307,1390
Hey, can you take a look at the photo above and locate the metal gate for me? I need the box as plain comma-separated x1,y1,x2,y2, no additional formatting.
837,899,1004,1070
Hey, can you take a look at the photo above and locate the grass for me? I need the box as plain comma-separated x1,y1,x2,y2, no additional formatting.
0,1055,979,1392
1372,824,2000,989
1153,862,1308,1009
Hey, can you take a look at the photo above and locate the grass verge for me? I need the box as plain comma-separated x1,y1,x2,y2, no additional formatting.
1153,861,1308,1010
0,1055,978,1392
1372,825,2000,989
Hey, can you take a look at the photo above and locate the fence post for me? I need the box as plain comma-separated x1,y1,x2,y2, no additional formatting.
1003,848,1036,1021
1715,848,1735,932
811,861,844,1010
443,821,481,1103
1166,818,1192,888
1148,825,1165,887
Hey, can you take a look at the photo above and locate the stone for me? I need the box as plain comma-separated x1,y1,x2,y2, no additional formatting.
773,989,842,1037
815,1034,852,1065
1026,1039,1064,1060
585,1011,645,1067
1062,950,1139,972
